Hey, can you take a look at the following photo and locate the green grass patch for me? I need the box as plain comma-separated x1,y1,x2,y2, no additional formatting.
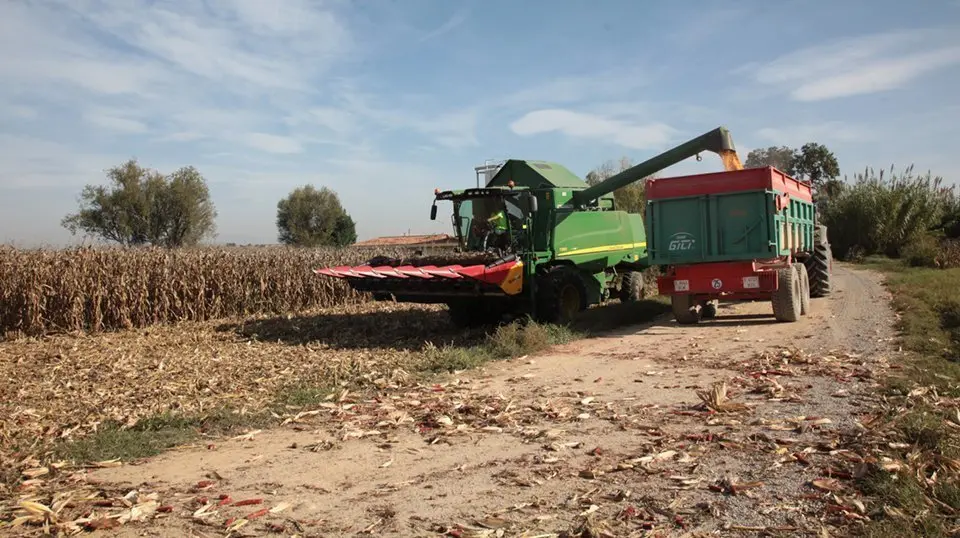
53,407,278,463
419,319,580,374
870,261,960,370
854,260,960,536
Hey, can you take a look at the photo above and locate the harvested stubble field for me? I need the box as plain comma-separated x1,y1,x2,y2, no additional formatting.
4,264,957,537
0,245,451,336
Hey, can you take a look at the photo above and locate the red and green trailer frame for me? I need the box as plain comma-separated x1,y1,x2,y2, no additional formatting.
644,166,833,324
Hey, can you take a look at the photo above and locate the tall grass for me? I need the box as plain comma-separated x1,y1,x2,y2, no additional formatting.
822,165,958,260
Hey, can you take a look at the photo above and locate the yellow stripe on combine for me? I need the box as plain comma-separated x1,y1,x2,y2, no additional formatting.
556,242,647,257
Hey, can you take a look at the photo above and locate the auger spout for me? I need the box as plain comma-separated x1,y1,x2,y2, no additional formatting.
572,126,737,206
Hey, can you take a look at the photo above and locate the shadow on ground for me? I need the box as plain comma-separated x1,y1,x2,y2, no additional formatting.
217,307,489,351
217,297,778,352
218,298,676,352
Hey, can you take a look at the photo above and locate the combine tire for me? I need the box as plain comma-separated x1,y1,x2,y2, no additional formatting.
805,226,832,297
797,263,811,315
772,266,802,322
618,271,645,302
535,266,586,325
672,295,702,325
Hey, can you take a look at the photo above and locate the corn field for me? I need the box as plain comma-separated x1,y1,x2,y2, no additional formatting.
0,245,437,336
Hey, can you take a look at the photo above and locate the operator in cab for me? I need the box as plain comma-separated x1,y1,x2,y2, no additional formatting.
483,206,511,251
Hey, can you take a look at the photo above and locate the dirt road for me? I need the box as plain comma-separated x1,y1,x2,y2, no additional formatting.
94,265,899,537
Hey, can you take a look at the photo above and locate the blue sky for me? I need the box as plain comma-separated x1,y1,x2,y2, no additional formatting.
1,0,958,246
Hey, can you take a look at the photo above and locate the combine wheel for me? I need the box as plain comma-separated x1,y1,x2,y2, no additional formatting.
535,266,586,325
772,266,802,322
671,295,702,325
618,271,645,302
805,226,832,297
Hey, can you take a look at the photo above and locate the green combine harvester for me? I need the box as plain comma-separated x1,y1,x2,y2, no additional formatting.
315,126,740,326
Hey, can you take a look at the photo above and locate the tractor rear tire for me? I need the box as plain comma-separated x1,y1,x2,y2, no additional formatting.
805,226,832,298
772,266,802,322
672,295,702,325
797,263,811,315
618,271,645,302
535,266,586,325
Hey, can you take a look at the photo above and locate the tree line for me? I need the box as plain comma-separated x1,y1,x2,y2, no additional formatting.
64,145,958,267
63,159,357,248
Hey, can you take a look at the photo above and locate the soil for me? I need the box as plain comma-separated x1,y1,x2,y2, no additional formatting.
90,265,899,537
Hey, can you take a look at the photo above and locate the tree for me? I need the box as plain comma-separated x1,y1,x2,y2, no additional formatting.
276,185,357,247
333,213,357,246
790,142,840,187
61,159,217,247
584,156,649,214
744,146,795,171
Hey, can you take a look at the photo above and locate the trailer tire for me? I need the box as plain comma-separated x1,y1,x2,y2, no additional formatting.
672,295,702,325
797,263,811,315
772,266,801,322
535,266,586,325
701,300,718,319
618,271,645,302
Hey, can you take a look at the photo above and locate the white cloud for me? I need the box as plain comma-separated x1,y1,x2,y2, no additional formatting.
755,122,872,146
241,133,304,154
1,105,38,120
419,9,469,43
333,91,480,149
0,135,119,190
0,0,355,161
83,108,149,133
510,109,676,150
301,107,358,135
745,28,960,101
792,48,960,101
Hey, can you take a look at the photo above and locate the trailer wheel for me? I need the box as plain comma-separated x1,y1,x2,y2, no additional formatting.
772,266,801,322
701,300,719,319
805,225,832,298
535,266,586,325
618,271,645,302
797,263,811,315
672,295,702,325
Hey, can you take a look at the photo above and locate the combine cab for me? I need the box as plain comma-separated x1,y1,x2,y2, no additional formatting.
316,127,741,326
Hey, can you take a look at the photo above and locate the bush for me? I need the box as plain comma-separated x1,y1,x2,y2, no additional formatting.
902,237,960,269
903,234,943,268
822,165,956,260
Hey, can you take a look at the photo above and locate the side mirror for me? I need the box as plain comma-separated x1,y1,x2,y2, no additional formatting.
430,204,437,220
529,194,538,213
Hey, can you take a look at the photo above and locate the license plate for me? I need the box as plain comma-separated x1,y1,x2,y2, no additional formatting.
742,276,760,289
674,279,690,292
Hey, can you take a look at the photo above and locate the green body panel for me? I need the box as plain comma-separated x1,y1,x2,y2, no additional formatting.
379,125,745,320
488,160,590,190
646,189,815,265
